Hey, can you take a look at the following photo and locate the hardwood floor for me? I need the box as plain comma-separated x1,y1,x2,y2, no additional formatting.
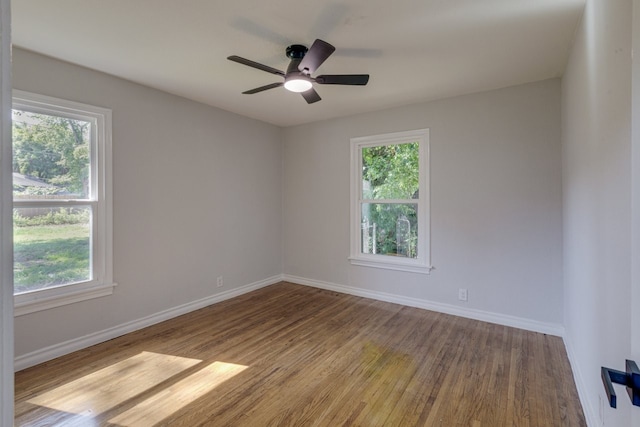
14,282,586,426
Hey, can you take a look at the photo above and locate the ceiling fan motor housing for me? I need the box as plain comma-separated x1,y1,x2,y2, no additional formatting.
286,44,309,77
286,44,308,59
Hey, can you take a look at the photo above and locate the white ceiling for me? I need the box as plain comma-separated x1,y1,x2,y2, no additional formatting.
12,0,585,127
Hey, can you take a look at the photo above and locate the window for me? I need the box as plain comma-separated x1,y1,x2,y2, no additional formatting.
12,90,114,315
350,129,432,274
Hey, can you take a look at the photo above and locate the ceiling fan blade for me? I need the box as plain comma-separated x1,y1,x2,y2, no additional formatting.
298,39,335,74
301,88,321,104
227,55,285,76
242,82,284,94
315,74,370,85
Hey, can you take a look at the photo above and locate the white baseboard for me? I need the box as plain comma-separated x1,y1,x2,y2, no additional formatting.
14,275,283,371
16,273,566,371
282,274,565,337
563,336,599,427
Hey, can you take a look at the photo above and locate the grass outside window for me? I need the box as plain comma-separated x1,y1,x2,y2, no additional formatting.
13,208,90,294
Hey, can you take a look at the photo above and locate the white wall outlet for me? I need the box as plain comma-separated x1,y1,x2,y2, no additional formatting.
216,276,224,288
458,288,468,301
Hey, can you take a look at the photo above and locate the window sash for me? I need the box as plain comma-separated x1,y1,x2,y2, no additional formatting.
12,90,114,315
12,101,98,203
350,129,432,274
13,201,99,293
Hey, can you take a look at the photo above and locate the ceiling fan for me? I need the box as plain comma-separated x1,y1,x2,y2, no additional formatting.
227,39,369,104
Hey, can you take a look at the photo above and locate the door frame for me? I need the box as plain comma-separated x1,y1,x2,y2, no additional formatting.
0,0,14,424
632,0,640,424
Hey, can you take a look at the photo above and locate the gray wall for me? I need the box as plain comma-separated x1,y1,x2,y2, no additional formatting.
562,0,634,425
282,79,564,327
13,49,567,371
12,48,283,357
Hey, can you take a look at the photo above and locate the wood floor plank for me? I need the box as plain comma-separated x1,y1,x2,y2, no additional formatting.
15,282,586,426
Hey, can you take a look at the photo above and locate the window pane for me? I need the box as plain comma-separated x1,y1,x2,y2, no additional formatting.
361,142,419,200
361,203,417,258
13,207,92,294
12,110,91,200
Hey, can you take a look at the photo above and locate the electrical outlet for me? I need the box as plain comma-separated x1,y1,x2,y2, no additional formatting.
216,276,224,288
458,288,468,301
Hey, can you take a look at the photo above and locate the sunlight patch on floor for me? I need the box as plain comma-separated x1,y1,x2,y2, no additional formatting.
28,351,201,415
108,361,248,426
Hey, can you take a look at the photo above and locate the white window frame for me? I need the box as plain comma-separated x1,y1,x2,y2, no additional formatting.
349,129,432,274
12,90,115,316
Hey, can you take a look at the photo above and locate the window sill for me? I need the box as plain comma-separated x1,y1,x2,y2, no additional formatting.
14,282,117,316
349,257,434,274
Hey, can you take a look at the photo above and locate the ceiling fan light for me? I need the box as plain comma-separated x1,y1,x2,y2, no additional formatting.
284,77,313,93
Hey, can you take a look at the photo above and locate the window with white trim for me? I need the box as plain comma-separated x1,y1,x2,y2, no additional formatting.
350,129,431,274
12,90,114,315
